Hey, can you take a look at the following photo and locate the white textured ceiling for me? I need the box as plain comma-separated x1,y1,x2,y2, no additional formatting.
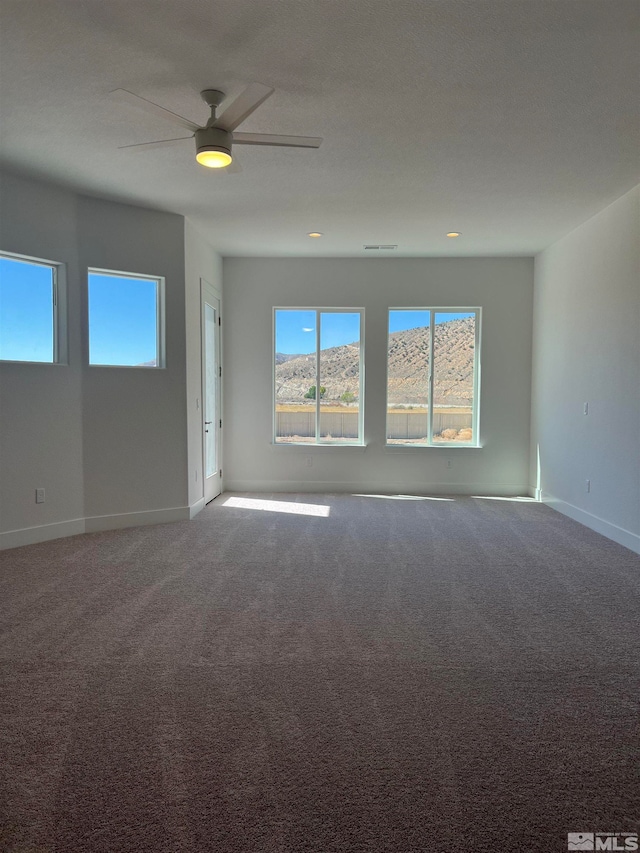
0,0,638,256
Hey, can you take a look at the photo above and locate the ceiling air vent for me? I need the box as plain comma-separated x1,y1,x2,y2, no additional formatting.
364,244,398,250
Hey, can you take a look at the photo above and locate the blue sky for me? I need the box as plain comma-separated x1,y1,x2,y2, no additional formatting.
275,309,474,353
0,257,54,362
88,273,158,366
389,310,473,334
0,259,159,365
275,310,361,354
3,258,472,364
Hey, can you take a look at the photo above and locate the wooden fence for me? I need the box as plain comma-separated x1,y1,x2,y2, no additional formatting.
275,409,472,439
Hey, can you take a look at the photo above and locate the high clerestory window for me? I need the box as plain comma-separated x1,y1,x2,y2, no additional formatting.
88,269,165,367
0,251,66,364
274,308,364,445
387,309,481,446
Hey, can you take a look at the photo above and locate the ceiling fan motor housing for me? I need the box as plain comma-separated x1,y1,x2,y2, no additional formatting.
195,126,232,158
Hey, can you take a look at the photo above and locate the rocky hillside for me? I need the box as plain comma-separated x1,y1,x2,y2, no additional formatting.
275,352,303,366
276,317,475,406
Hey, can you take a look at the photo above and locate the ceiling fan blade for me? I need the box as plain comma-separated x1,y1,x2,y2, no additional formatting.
214,83,275,132
118,136,193,150
111,89,200,132
233,132,322,149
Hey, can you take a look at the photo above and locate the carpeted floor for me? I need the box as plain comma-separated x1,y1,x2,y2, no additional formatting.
1,493,639,852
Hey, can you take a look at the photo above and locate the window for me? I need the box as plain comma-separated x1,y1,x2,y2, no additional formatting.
387,309,480,446
274,308,364,444
88,269,165,367
0,252,63,363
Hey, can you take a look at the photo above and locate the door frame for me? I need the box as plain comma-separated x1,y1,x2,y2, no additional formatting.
201,278,222,503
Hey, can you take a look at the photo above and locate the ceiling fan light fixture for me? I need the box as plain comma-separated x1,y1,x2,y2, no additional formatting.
196,149,232,168
116,84,321,171
195,126,233,168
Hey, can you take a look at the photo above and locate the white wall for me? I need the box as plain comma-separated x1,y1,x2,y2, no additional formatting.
184,219,222,510
6,169,634,551
531,185,640,553
0,173,85,542
223,257,534,494
78,196,189,521
0,172,192,547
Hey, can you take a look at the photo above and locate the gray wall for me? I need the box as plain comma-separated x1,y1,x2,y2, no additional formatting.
78,196,188,520
0,173,85,538
3,168,635,551
530,185,640,553
0,172,196,545
223,257,534,494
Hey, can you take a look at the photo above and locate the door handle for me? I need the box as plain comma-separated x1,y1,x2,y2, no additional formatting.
204,421,212,424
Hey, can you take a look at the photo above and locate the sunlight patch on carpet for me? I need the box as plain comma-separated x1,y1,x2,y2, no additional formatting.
471,495,538,502
353,494,455,501
222,496,331,516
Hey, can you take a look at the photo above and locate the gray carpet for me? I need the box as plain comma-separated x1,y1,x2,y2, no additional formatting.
1,493,639,852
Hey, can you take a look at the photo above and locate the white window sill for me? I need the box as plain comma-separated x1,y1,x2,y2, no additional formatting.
384,443,483,449
272,442,367,449
0,360,67,366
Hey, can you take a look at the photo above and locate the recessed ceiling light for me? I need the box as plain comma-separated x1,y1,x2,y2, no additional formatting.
308,232,323,238
446,232,461,238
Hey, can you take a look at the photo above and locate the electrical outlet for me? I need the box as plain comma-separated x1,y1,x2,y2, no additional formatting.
583,402,589,415
446,459,453,469
586,479,591,493
35,488,45,504
305,456,313,468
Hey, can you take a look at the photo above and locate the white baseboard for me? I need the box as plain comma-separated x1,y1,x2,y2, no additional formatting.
1,506,194,550
225,479,531,496
84,506,191,533
0,518,86,551
542,492,640,555
189,498,206,519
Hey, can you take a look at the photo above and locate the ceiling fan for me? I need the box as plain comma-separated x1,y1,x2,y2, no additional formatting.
113,82,322,169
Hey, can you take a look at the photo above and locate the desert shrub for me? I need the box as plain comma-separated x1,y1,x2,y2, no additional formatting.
440,428,459,441
304,385,326,400
458,428,473,440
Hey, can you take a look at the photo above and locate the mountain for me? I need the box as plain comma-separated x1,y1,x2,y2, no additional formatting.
275,352,304,365
388,317,475,406
275,317,475,406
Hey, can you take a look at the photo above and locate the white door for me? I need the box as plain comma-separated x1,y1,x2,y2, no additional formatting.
202,280,222,503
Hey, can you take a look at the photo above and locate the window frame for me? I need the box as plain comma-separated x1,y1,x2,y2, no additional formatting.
386,307,481,448
87,267,166,369
273,307,365,446
0,250,67,365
